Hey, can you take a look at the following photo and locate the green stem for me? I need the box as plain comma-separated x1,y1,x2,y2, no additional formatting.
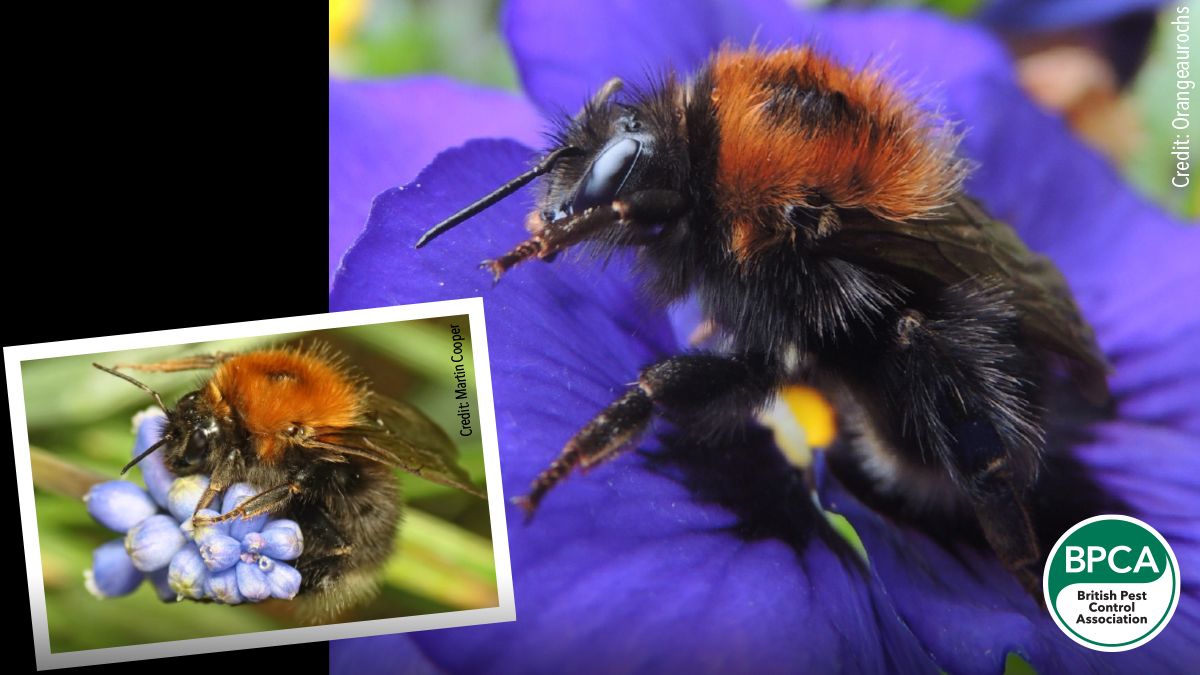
30,446,109,501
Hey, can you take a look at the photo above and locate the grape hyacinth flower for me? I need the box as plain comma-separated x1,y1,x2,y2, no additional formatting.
85,410,304,604
330,0,1198,673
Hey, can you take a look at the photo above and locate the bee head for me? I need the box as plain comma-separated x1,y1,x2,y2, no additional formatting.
416,76,691,262
160,390,229,476
93,363,238,482
534,77,690,248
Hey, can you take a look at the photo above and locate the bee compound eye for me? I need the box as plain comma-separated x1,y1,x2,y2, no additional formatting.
184,428,209,466
571,138,641,214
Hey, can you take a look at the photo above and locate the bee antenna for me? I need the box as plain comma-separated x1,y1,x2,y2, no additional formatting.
92,363,169,415
120,436,170,475
415,145,584,249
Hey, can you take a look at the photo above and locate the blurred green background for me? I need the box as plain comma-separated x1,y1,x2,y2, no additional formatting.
25,318,496,652
329,0,1197,219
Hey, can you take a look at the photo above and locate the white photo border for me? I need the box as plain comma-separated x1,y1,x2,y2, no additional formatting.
7,298,513,670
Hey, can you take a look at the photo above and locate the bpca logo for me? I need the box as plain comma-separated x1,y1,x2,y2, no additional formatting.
1044,515,1181,651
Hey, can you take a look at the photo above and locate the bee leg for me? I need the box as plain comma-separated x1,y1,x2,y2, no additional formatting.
612,189,690,223
515,352,776,517
191,447,242,515
879,292,1044,591
192,478,301,525
485,190,688,279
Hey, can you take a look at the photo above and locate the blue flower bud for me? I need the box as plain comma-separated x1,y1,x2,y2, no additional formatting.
168,545,209,600
263,519,302,541
222,483,269,540
199,534,241,572
261,523,303,560
125,514,186,572
85,538,143,598
236,560,271,601
263,558,301,600
204,566,244,605
132,412,173,508
242,531,266,555
181,508,229,545
167,474,210,522
86,481,159,534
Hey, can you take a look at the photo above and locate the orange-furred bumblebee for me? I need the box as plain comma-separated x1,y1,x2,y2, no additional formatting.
417,46,1110,597
95,344,484,617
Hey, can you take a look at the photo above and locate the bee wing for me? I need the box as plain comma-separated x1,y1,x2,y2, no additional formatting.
319,395,485,498
822,197,1110,403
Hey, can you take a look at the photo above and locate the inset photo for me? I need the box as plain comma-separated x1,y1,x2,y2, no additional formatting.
8,299,512,670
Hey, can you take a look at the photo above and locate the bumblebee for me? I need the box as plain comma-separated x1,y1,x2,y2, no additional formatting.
417,47,1108,595
96,344,484,617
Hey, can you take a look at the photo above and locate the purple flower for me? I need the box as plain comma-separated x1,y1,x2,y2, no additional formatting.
330,1,1199,673
86,416,305,605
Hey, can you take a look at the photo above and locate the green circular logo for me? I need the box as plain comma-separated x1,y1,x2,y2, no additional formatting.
1044,515,1180,651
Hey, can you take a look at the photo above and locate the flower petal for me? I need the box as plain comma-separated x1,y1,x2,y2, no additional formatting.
329,77,544,284
412,432,939,675
818,467,1115,675
330,634,450,675
819,446,1200,675
504,0,816,114
978,0,1167,31
1069,422,1200,672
